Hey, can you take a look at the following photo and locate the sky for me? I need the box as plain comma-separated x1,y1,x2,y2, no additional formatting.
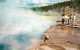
21,0,69,7
0,0,69,7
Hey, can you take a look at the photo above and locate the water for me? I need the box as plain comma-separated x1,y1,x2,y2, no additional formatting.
0,0,58,50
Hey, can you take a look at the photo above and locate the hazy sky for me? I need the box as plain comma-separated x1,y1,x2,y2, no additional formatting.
0,0,69,7
22,0,69,7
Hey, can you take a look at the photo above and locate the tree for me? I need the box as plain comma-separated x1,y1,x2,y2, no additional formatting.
73,0,80,13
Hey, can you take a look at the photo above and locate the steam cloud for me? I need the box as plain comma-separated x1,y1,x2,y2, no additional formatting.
0,0,61,50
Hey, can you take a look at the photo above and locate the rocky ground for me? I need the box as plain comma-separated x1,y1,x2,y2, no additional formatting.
30,26,80,50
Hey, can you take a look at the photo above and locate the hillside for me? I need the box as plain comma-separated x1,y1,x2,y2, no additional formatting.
32,0,80,15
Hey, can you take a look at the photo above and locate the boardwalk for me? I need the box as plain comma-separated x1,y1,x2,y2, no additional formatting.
56,14,80,28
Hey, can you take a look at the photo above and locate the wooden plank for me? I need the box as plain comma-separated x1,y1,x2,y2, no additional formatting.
66,25,80,28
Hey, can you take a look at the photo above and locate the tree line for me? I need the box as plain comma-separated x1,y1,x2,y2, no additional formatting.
32,0,80,13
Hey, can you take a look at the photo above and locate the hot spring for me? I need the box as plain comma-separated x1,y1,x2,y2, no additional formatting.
0,0,61,50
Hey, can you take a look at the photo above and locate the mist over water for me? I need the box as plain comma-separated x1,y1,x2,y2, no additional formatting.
0,0,60,50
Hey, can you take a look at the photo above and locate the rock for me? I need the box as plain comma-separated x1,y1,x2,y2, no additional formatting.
31,43,65,50
66,41,74,44
30,26,80,50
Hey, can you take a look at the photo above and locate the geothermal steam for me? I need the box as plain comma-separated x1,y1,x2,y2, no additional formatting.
0,0,60,50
